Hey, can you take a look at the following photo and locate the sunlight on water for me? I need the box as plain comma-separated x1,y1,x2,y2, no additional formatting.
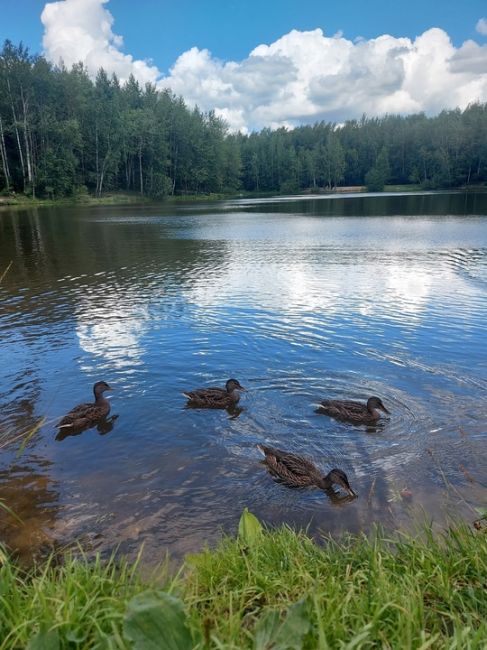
0,193,486,563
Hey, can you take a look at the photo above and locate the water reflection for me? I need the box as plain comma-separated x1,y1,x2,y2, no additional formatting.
55,414,119,442
0,193,486,563
76,299,149,370
0,458,59,563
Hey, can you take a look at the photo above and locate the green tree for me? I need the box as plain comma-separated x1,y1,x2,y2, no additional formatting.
365,146,390,191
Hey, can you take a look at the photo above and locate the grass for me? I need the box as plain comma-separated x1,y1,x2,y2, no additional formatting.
0,515,486,649
0,261,12,284
0,192,153,208
185,523,487,649
0,550,167,649
0,191,240,209
0,260,48,456
4,184,484,210
383,184,423,192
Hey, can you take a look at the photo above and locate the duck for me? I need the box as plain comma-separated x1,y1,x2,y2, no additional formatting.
257,444,357,497
56,414,119,442
183,378,245,409
57,381,112,430
316,396,390,425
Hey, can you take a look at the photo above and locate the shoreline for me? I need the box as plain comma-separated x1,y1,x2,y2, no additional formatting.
1,510,486,648
1,184,486,209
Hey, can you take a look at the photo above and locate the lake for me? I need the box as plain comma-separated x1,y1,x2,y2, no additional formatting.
0,191,486,563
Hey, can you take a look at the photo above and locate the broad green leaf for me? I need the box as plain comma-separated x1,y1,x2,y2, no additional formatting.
238,508,263,547
123,590,194,650
26,625,60,650
254,599,310,650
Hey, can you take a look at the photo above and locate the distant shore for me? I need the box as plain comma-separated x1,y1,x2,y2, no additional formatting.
1,184,486,209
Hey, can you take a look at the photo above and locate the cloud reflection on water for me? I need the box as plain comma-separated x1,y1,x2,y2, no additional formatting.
1,198,486,564
75,290,149,371
182,239,438,322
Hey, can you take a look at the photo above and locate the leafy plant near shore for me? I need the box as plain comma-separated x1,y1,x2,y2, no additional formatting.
0,511,486,649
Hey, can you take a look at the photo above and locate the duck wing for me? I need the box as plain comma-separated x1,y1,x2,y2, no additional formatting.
183,387,232,408
184,387,225,398
258,445,317,487
317,399,368,420
58,401,110,429
58,401,91,426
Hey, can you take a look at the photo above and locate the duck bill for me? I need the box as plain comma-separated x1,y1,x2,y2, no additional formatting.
381,405,390,414
347,487,358,498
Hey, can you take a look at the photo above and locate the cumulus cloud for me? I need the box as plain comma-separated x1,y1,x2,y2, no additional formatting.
476,18,487,36
163,27,487,131
41,0,487,133
41,0,161,84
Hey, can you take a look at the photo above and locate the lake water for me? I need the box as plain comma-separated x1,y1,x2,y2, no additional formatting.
1,191,486,563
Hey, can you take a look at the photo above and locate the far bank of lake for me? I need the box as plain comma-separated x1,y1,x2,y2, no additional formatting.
1,184,486,210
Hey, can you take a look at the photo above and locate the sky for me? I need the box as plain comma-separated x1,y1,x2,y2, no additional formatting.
2,0,487,132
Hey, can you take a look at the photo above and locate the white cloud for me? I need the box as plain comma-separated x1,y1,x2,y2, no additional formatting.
476,18,487,36
41,0,161,84
41,1,487,133
163,27,487,131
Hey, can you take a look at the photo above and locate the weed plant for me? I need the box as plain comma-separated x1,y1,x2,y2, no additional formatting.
0,515,486,649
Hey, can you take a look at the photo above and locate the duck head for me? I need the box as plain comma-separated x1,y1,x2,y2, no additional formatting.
93,381,112,398
367,396,389,415
320,469,357,497
226,378,245,393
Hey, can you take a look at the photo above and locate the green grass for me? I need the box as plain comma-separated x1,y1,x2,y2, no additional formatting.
2,185,486,210
383,184,423,192
0,191,236,209
1,516,486,649
0,550,171,649
0,192,153,208
185,524,487,649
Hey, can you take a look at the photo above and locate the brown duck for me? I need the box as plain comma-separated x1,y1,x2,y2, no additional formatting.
316,396,390,425
257,444,357,496
183,378,245,409
57,381,112,430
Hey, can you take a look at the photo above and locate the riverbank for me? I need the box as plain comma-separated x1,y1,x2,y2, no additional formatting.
0,191,232,208
1,511,486,649
0,192,154,208
2,184,486,209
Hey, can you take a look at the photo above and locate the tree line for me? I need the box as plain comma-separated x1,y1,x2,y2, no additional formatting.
1,40,486,199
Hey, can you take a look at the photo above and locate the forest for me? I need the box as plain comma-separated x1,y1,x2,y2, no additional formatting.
1,40,487,199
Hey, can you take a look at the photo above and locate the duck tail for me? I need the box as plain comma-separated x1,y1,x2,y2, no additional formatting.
57,423,73,429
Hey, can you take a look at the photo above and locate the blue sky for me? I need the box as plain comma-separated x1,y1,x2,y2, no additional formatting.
2,0,486,72
2,0,487,132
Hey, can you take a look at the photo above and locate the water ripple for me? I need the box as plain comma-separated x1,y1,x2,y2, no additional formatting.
0,199,486,561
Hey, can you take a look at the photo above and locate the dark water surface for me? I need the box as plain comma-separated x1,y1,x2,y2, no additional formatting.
1,192,486,563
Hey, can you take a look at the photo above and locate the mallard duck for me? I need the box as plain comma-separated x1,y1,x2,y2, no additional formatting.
57,381,112,430
56,414,119,441
183,378,245,409
257,444,357,497
316,396,389,425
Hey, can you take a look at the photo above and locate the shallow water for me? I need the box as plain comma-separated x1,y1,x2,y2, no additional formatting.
1,192,486,563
